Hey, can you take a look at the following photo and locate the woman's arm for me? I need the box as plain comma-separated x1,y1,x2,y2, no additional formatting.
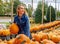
14,16,18,23
14,17,16,23
24,16,30,38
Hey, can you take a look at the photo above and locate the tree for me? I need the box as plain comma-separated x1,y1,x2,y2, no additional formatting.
0,0,5,15
46,6,56,22
13,0,26,14
37,1,48,15
4,0,11,15
34,8,42,23
0,0,11,15
57,11,60,17
34,1,48,23
13,0,21,14
27,4,32,17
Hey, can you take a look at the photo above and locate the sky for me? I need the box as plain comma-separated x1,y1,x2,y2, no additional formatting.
2,0,60,11
20,0,60,11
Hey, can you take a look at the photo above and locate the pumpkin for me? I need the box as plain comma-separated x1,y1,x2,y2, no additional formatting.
4,40,8,43
49,28,55,31
39,24,45,29
48,31,60,43
32,33,41,42
44,23,52,29
2,29,10,36
0,29,3,36
51,35,60,43
30,41,40,44
9,23,19,34
0,39,2,42
30,26,40,32
34,26,40,31
0,29,10,36
0,42,7,44
54,25,60,29
13,34,30,44
41,39,56,44
7,38,15,44
41,33,48,40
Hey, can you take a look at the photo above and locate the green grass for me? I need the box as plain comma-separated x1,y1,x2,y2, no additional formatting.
0,22,10,26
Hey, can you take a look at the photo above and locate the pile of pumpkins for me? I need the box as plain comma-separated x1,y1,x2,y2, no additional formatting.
0,23,19,36
30,21,60,32
31,29,60,43
0,29,10,36
0,34,56,44
0,21,60,44
0,34,40,44
0,21,60,36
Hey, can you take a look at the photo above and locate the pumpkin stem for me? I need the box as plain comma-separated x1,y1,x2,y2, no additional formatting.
21,40,26,44
17,36,21,39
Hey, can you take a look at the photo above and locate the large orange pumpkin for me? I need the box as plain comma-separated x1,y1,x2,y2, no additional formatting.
9,23,19,34
13,34,30,44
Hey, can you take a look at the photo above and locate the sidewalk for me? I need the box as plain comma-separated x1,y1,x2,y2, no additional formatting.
0,17,13,22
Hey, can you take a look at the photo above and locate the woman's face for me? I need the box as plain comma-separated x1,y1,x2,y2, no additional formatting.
18,6,25,16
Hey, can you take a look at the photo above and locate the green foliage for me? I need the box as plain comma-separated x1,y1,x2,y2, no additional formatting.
34,8,42,23
0,0,11,15
0,0,26,15
46,6,56,22
0,5,4,15
37,1,48,15
57,11,60,17
13,0,26,14
34,1,48,23
13,0,21,14
0,0,4,15
27,4,32,17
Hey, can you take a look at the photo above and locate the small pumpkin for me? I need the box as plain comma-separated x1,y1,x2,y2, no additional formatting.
9,23,19,34
0,29,3,36
30,41,40,44
2,29,10,36
30,26,40,32
41,39,56,44
41,33,48,40
39,24,45,29
51,35,60,43
32,33,41,42
0,39,2,42
7,38,15,44
0,42,7,44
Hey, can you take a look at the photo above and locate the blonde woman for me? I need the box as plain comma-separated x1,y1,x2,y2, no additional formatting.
14,4,30,38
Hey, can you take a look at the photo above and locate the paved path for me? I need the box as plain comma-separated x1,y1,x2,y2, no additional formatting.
0,19,11,22
0,17,14,22
0,17,60,22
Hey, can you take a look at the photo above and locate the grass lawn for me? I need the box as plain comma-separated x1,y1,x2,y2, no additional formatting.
0,22,10,27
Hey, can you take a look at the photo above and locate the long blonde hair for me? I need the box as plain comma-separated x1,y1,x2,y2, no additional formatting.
16,4,28,16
